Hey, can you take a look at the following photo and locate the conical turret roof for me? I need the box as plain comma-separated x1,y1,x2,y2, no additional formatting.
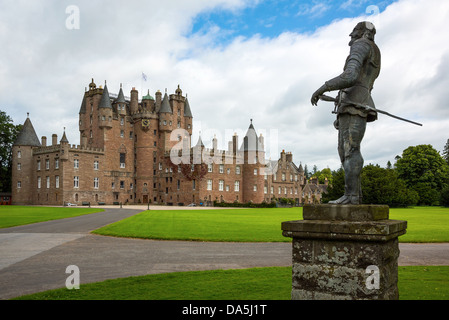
14,116,41,147
98,84,112,109
240,119,261,152
160,92,172,113
184,97,193,118
116,85,126,103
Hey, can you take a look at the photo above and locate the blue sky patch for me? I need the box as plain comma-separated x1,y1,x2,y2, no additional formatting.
190,0,396,43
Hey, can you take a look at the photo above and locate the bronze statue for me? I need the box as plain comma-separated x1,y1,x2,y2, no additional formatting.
311,21,381,205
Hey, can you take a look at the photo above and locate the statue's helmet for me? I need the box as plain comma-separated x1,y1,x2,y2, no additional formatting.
353,21,376,41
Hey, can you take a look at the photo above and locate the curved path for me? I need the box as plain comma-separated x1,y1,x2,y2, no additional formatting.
1,207,448,300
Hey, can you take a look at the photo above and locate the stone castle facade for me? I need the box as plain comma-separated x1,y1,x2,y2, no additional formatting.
11,79,327,206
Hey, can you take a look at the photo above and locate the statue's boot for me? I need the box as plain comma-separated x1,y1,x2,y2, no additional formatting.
329,195,359,205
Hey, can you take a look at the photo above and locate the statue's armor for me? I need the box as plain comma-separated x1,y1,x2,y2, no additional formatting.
325,37,381,122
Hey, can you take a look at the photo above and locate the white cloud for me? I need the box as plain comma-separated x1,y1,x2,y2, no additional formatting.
1,0,448,172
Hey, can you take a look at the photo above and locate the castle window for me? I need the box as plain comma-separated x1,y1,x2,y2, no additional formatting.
55,159,59,169
163,120,167,126
18,151,21,159
295,175,298,181
46,176,50,188
227,168,230,174
177,180,180,190
290,174,293,181
192,179,196,190
94,160,99,170
159,163,162,170
74,176,79,188
282,173,286,181
253,185,257,192
278,187,281,194
94,177,99,189
271,186,274,194
56,176,60,189
120,153,126,168
207,179,213,190
37,177,41,189
264,186,268,194
129,131,133,139
111,182,115,189
120,181,124,189
187,124,191,129
177,121,181,128
120,117,124,126
46,159,50,170
236,166,241,175
17,163,21,170
208,164,213,172
219,164,224,173
234,181,240,191
219,180,224,191
17,181,21,189
102,115,105,121
120,130,124,138
226,185,230,192
37,160,41,171
74,159,79,169
254,169,258,175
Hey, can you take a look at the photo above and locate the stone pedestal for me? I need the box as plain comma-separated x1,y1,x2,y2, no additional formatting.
282,204,407,300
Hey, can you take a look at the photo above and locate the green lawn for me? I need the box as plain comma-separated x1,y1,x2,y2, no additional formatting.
0,206,104,228
93,206,449,243
389,207,449,242
93,207,302,242
12,266,449,300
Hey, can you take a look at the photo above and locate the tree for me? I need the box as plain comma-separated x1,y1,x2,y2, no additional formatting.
361,164,418,207
443,139,449,166
316,167,333,185
0,110,22,192
395,145,449,205
321,167,344,203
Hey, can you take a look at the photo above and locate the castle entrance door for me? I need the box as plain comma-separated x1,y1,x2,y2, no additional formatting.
143,195,148,204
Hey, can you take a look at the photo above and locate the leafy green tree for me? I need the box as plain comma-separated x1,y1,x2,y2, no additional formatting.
0,110,22,192
395,145,449,205
316,167,333,185
321,167,344,203
361,164,418,207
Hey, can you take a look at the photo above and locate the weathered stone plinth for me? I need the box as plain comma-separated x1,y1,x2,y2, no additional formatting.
282,204,407,300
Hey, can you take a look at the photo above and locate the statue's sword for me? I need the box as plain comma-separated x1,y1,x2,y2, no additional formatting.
319,95,423,127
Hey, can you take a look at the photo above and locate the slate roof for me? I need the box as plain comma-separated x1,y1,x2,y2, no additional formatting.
160,92,172,113
13,117,41,147
115,86,126,103
79,94,87,114
98,85,113,109
240,120,261,152
184,97,193,118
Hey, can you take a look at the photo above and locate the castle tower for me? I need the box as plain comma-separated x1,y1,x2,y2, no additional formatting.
114,84,127,116
159,90,174,153
241,120,265,204
12,114,41,205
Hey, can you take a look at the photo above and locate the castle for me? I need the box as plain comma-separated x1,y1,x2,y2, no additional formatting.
11,79,327,206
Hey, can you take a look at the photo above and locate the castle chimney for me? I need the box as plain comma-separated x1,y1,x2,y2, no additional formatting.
130,87,139,114
52,134,57,146
232,133,238,155
41,136,47,147
212,135,218,151
286,152,293,163
155,90,162,113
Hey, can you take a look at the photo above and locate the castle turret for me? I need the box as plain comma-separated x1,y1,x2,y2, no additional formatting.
115,84,127,116
98,83,113,128
240,120,265,204
12,114,41,205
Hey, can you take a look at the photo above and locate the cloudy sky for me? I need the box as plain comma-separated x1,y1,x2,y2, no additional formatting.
1,0,448,171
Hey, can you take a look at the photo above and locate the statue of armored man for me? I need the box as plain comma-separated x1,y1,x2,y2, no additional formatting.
311,21,381,205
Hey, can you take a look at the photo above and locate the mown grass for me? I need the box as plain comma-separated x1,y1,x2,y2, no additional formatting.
93,206,449,243
12,266,449,300
0,206,104,228
92,207,302,242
